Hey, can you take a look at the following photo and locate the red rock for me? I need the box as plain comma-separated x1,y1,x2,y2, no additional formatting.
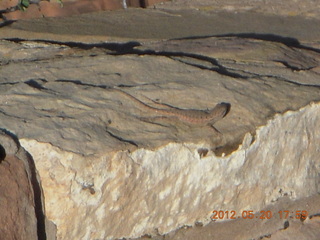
0,0,169,20
0,130,46,239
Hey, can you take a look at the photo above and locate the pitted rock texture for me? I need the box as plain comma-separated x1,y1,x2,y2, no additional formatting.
20,102,320,240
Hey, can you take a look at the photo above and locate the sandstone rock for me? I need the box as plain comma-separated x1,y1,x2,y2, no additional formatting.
19,102,320,239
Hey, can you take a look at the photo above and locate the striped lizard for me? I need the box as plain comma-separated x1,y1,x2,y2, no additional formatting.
113,87,231,133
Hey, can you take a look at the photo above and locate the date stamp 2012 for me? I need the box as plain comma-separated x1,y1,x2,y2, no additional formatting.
211,210,308,221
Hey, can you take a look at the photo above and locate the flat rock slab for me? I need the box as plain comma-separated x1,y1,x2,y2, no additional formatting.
1,36,320,155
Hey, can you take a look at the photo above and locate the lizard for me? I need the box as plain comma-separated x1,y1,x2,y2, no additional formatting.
112,87,231,132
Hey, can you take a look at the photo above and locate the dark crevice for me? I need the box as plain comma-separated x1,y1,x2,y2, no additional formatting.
309,213,320,219
2,38,249,79
55,74,320,92
116,83,156,88
170,34,320,71
238,70,320,88
0,109,29,120
4,38,141,52
55,79,155,91
24,78,60,95
0,128,21,148
24,150,47,240
4,33,320,79
0,144,5,162
0,81,19,85
166,54,246,78
283,220,289,229
7,33,318,53
55,79,110,89
24,79,48,90
105,129,138,147
257,234,272,240
0,19,15,27
108,46,249,78
170,33,320,53
219,63,320,88
139,0,147,8
275,60,315,71
259,75,320,88
0,6,18,27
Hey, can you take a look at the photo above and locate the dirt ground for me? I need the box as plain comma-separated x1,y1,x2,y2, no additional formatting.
153,0,320,20
1,0,320,21
138,194,320,240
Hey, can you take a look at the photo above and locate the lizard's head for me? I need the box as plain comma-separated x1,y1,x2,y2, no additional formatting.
216,102,231,118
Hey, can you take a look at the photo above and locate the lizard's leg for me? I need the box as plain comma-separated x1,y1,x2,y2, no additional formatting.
209,124,223,136
137,116,171,127
137,116,179,132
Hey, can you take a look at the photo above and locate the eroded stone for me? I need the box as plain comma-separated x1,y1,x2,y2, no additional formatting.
20,102,320,239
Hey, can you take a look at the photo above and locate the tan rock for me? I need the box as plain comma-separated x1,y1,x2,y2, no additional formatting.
19,102,320,239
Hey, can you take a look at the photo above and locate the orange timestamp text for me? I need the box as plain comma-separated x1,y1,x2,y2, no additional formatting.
211,210,308,220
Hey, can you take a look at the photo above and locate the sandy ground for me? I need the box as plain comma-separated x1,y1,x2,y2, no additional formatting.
153,0,320,20
146,194,320,240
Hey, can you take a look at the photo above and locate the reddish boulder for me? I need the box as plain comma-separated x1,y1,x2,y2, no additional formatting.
0,130,47,240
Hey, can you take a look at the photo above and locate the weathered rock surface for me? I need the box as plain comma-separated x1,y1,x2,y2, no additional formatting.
0,130,49,240
0,4,320,240
18,101,320,240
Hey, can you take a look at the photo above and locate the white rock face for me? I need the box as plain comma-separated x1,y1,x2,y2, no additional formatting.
20,102,320,240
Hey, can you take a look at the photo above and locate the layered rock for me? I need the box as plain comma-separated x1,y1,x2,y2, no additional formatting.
19,102,320,239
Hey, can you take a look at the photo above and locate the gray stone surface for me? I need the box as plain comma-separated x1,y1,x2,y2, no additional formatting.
0,35,320,156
